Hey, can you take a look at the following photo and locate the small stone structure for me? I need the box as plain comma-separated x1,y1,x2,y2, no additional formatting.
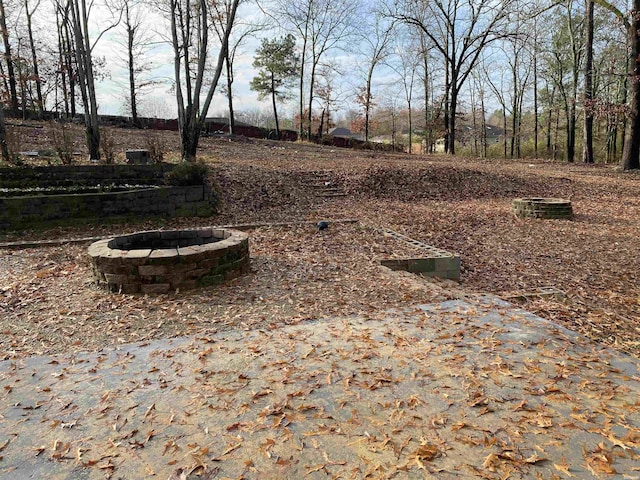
378,228,461,281
512,198,573,219
126,150,151,164
89,228,249,293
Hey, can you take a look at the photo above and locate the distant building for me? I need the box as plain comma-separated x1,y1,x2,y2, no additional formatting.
328,127,353,137
434,124,504,152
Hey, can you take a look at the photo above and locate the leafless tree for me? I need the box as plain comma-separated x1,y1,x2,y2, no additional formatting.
22,0,44,116
268,0,355,140
390,32,419,153
391,0,515,154
118,0,157,126
168,0,240,161
66,0,122,160
211,0,264,134
356,8,393,142
0,0,19,114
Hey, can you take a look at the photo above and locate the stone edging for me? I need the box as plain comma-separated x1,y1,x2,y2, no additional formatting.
377,227,461,281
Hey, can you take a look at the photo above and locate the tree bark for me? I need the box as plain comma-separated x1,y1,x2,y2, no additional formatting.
271,72,280,137
447,86,457,155
70,0,102,160
622,0,640,170
225,55,235,134
25,0,44,117
126,4,138,126
0,0,18,115
583,0,595,163
365,66,374,142
0,104,10,162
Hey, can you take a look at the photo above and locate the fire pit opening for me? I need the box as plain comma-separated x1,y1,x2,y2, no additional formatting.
89,228,249,294
512,198,573,219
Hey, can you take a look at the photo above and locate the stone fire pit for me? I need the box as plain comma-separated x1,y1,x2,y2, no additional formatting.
88,228,249,293
512,198,573,219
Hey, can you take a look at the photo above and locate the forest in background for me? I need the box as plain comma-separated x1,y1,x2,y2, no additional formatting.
0,0,638,167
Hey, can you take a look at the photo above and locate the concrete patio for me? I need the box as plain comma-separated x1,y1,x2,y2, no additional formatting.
0,296,638,479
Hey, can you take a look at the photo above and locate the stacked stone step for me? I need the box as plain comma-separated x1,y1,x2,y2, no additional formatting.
300,171,347,198
377,228,461,281
512,198,573,219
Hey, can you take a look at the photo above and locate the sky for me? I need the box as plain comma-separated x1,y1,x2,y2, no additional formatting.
29,0,413,124
15,0,474,126
90,3,273,120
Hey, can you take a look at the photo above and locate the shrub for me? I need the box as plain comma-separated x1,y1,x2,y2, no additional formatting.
101,128,117,164
50,121,74,165
145,131,167,163
165,161,209,186
2,125,22,165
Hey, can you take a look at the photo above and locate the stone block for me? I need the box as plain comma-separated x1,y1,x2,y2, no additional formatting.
197,274,224,287
124,249,152,259
149,248,178,259
408,258,435,273
125,150,150,164
379,259,409,271
140,283,171,294
138,265,168,276
118,284,140,294
172,280,197,291
185,186,204,202
104,273,131,284
187,268,210,279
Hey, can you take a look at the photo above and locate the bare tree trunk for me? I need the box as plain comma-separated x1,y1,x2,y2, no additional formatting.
582,0,594,163
533,20,539,157
364,66,373,142
70,0,102,160
480,88,487,158
225,55,235,134
171,0,239,161
408,99,412,154
443,56,450,153
25,0,44,117
502,104,507,160
0,105,10,162
63,15,76,117
125,3,138,126
423,62,431,153
622,0,640,170
271,72,280,137
0,0,18,115
307,59,317,141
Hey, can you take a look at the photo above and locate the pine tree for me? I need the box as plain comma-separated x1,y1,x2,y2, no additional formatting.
250,34,299,139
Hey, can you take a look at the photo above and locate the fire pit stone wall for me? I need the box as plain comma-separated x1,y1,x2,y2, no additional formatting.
88,228,249,294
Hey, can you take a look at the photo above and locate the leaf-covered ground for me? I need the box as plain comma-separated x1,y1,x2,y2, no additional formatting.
1,133,639,359
1,297,638,479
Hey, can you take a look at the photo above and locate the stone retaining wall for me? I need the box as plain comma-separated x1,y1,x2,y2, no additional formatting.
0,164,172,188
0,185,216,231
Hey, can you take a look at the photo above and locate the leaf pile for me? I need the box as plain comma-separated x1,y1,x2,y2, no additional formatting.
0,224,457,358
1,131,639,358
0,297,638,478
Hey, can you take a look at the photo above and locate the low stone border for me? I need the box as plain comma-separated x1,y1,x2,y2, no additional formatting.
377,228,461,281
512,198,573,219
88,228,249,294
